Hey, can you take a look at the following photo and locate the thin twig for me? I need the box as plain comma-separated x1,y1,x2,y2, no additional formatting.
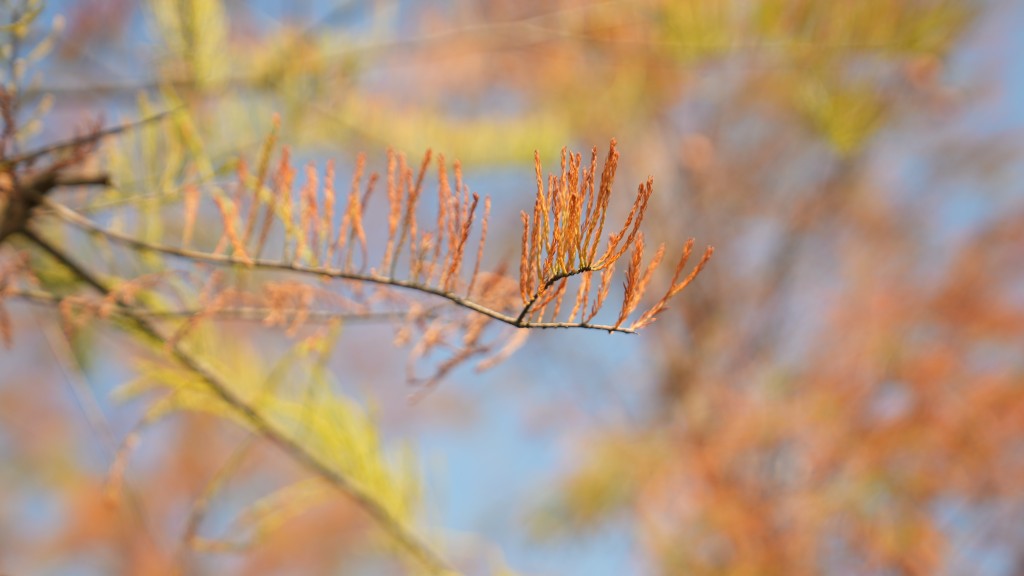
7,288,440,324
1,107,180,169
178,437,257,570
31,307,160,552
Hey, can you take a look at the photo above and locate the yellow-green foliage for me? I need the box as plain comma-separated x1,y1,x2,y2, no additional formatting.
310,94,572,165
131,0,972,163
116,327,420,534
101,93,181,247
141,0,571,165
0,0,43,37
99,91,284,267
795,78,885,155
148,0,228,89
657,0,972,154
658,0,971,57
659,0,739,61
751,0,972,56
530,438,652,538
1,0,58,143
225,478,336,543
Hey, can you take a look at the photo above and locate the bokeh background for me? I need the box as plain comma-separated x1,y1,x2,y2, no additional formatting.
2,1,1024,574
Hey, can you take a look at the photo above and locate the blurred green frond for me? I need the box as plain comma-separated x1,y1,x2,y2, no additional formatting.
795,79,886,155
656,0,971,155
752,0,973,56
658,0,740,61
148,0,228,89
0,0,43,37
228,478,335,542
530,438,653,539
315,95,571,164
115,327,420,529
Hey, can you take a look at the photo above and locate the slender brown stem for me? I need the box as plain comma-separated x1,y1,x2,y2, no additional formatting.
1,108,180,169
5,289,441,324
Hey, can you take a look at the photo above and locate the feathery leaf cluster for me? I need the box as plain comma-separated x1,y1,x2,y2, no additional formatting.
518,139,713,331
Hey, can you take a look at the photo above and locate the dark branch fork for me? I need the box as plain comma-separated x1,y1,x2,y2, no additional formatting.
514,266,593,326
0,110,177,243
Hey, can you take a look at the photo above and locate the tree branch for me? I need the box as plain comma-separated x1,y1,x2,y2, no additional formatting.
47,200,636,334
0,170,110,244
18,227,456,576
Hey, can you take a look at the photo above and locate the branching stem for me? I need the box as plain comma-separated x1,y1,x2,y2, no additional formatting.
47,200,635,334
514,265,592,326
